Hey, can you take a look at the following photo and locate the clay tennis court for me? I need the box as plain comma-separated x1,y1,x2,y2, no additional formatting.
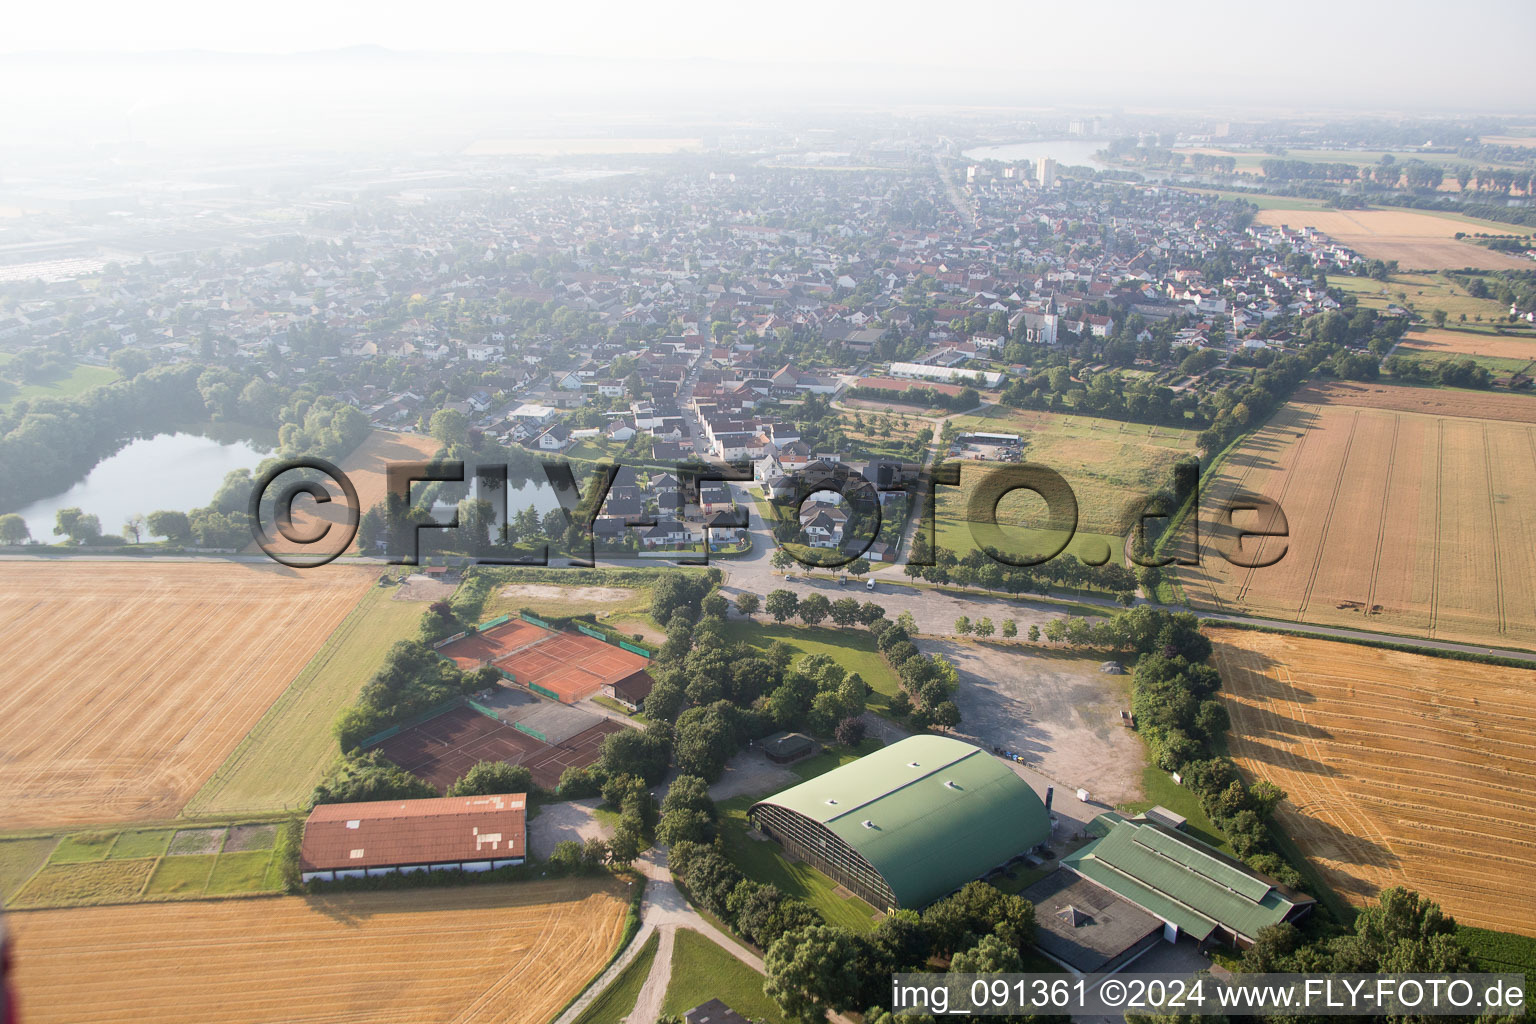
0,562,373,828
439,619,650,703
7,877,629,1024
368,705,624,790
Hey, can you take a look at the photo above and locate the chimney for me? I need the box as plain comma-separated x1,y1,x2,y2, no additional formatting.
1045,786,1054,811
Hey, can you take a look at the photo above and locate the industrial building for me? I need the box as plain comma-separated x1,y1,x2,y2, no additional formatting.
299,793,526,883
748,736,1050,910
1023,811,1315,971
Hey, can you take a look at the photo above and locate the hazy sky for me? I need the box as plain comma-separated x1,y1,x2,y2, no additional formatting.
11,0,1535,75
3,0,1533,129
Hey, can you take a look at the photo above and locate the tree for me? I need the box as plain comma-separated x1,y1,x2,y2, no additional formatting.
829,597,862,627
798,593,831,626
735,592,761,618
1002,619,1018,638
954,615,972,635
429,407,469,448
0,513,30,545
1431,308,1448,328
1027,624,1041,642
897,611,918,635
930,701,961,732
771,547,794,571
765,925,864,1023
146,509,189,543
549,839,585,873
848,558,871,578
834,716,866,747
657,774,718,845
122,514,145,544
766,589,799,623
949,933,1024,973
973,617,994,638
54,507,102,545
447,760,534,797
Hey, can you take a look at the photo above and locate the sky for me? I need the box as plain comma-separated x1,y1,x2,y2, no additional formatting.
1,0,1532,155
8,0,1535,90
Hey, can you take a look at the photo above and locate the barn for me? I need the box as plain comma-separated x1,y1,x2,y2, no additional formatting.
299,793,526,883
748,736,1050,910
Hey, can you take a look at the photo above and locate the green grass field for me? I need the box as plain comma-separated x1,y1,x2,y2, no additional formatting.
1,818,290,908
0,354,119,410
941,409,1195,558
205,850,276,893
1335,271,1521,322
662,928,789,1024
1120,767,1233,856
1186,188,1328,211
571,931,661,1024
145,854,217,896
185,583,422,815
720,620,897,711
106,829,174,860
49,832,116,863
0,837,58,901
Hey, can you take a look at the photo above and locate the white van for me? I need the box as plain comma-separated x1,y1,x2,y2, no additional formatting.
866,578,876,590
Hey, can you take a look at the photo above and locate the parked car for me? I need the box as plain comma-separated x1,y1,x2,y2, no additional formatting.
866,578,876,590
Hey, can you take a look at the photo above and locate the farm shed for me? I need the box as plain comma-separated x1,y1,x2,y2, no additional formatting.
1062,814,1314,948
748,736,1049,910
299,793,526,882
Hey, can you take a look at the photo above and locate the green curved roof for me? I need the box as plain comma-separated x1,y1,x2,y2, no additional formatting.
749,735,1051,907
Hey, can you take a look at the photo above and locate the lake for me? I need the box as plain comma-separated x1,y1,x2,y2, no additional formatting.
961,139,1108,170
14,432,269,541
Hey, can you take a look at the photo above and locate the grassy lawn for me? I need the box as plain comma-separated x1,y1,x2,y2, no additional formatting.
185,583,422,815
0,837,58,901
1186,188,1328,211
721,619,896,710
1335,272,1519,322
144,854,218,896
106,829,174,860
205,850,276,893
662,928,788,1024
0,354,119,410
49,832,116,864
717,795,879,934
1120,766,1234,856
571,930,661,1024
936,409,1195,561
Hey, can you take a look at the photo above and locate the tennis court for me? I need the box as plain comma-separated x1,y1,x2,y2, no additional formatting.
439,620,650,703
367,705,627,791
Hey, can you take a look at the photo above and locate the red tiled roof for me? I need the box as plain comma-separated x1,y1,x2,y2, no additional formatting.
300,794,526,871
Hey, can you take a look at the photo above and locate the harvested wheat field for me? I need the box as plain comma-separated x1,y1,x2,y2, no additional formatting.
7,877,629,1024
1177,389,1536,648
1210,628,1536,934
1290,380,1536,423
1395,328,1536,362
1255,208,1531,270
0,561,373,827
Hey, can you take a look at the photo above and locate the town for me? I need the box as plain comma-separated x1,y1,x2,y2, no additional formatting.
3,28,1536,1024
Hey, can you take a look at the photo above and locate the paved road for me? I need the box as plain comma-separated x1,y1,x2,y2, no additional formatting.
550,849,843,1024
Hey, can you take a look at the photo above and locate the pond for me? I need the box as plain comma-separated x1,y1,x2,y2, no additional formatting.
13,432,269,541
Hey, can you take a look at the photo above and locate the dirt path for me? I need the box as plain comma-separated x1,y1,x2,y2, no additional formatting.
628,925,677,1024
